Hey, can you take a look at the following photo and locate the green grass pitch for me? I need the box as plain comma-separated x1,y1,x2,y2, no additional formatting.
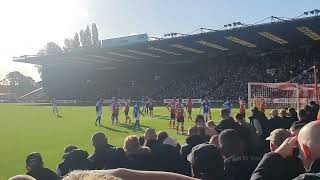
0,103,254,179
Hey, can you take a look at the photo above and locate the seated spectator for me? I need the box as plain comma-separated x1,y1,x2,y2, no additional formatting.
88,132,126,169
157,131,169,143
180,126,205,161
250,121,320,179
123,135,154,171
25,152,58,180
144,128,160,152
297,109,309,124
195,115,217,141
9,175,35,180
290,122,306,136
187,144,226,180
209,135,219,146
266,129,291,152
56,145,92,178
216,109,240,134
219,129,262,180
287,107,299,122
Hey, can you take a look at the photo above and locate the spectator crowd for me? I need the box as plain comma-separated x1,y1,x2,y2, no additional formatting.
9,100,320,180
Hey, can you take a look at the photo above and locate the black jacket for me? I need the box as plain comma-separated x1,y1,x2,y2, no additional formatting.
57,149,92,177
27,167,58,180
216,118,241,134
250,152,305,180
180,135,205,160
88,144,126,170
224,154,262,180
124,147,155,171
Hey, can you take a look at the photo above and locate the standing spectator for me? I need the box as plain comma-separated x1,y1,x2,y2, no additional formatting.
144,128,160,152
309,101,319,121
157,131,169,143
268,109,282,132
220,129,262,180
25,152,58,180
289,122,306,136
187,144,226,180
56,145,92,178
195,115,217,141
180,126,205,161
216,109,240,134
297,109,309,124
88,132,126,169
287,107,299,122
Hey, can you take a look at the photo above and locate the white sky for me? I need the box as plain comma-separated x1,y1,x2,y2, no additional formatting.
0,0,90,82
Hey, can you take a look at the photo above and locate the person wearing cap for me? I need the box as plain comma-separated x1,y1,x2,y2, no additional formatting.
56,145,92,178
220,129,262,180
88,132,126,170
187,143,226,180
25,152,58,180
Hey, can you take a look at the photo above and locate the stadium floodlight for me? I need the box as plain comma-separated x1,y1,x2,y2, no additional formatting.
225,36,256,48
258,32,288,45
86,55,125,62
196,40,229,51
127,50,161,58
107,52,144,59
296,26,320,41
171,44,204,53
148,47,182,55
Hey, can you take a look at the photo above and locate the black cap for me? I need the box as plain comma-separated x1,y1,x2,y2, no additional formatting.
187,144,223,172
26,152,43,167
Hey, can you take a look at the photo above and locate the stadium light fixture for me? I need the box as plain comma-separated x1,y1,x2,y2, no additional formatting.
171,44,204,53
107,52,144,59
296,26,320,41
225,36,256,48
148,47,182,55
258,32,288,45
196,40,229,51
86,55,125,62
127,50,161,58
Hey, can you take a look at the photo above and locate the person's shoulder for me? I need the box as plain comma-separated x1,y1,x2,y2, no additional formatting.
292,173,320,180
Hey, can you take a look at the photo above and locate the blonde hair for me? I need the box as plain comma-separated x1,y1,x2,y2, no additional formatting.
9,175,36,180
123,135,140,151
62,170,123,180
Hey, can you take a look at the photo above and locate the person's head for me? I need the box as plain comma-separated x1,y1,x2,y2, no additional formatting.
26,152,43,171
290,122,306,136
288,107,297,117
298,121,320,170
123,135,140,151
157,131,169,143
9,175,36,180
271,109,279,118
280,109,287,118
235,112,245,123
250,107,259,116
188,126,200,137
92,132,108,148
266,129,291,152
144,128,157,141
309,101,317,107
218,129,244,158
305,105,312,115
62,170,123,180
209,135,219,146
64,145,79,154
206,120,216,129
187,144,224,179
298,109,308,121
227,98,231,102
220,108,230,120
178,98,182,103
195,115,206,127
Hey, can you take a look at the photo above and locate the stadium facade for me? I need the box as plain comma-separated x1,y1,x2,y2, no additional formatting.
13,16,320,101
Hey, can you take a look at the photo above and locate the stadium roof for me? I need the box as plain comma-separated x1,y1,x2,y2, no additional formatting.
13,15,320,69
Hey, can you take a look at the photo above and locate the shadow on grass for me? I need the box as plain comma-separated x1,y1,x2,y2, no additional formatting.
117,122,151,132
100,125,129,133
152,114,170,120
